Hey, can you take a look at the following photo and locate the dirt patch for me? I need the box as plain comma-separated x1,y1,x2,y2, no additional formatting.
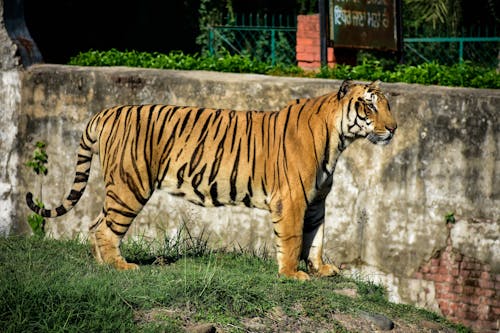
134,305,459,333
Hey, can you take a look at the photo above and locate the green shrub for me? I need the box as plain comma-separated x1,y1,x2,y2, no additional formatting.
68,49,499,89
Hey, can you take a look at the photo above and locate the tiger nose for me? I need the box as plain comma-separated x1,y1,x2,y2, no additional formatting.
386,125,397,134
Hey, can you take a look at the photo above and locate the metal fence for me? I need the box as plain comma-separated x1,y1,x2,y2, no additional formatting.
207,14,297,66
208,14,500,68
403,37,500,67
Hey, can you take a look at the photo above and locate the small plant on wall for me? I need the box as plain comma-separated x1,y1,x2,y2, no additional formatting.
25,141,48,237
445,212,456,225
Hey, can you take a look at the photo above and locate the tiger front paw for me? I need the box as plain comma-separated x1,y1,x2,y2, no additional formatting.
312,263,341,277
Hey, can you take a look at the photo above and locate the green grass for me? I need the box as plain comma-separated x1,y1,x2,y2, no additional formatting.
0,235,472,332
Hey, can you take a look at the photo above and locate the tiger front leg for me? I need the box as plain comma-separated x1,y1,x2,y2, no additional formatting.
271,200,310,281
302,201,340,277
302,222,340,277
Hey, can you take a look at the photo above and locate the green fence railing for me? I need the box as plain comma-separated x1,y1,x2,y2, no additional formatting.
208,14,499,68
207,13,297,66
404,36,500,67
208,26,297,66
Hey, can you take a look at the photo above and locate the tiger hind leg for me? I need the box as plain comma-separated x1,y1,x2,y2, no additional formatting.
89,205,142,270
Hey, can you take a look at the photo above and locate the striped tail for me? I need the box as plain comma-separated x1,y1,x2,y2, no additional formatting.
26,137,94,218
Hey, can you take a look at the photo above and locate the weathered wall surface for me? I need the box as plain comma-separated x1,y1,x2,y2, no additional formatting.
2,64,499,331
0,0,22,236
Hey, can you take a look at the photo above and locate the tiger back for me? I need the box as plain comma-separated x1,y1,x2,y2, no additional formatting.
26,79,397,280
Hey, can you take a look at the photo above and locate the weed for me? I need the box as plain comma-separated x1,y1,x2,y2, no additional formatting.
25,141,48,237
445,212,456,224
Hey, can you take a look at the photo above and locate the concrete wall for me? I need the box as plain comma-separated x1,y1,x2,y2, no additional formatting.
2,63,499,331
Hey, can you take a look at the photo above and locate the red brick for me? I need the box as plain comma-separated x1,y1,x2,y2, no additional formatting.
464,278,479,287
464,261,482,270
420,265,430,273
495,274,500,282
480,271,491,280
470,270,482,279
460,269,470,279
465,311,479,320
431,258,441,266
297,38,316,47
478,304,491,317
478,289,495,298
446,293,462,302
469,295,483,305
471,322,497,333
436,282,452,292
463,285,476,295
434,274,447,283
413,272,424,279
438,265,449,274
479,279,495,289
453,284,464,293
449,302,460,312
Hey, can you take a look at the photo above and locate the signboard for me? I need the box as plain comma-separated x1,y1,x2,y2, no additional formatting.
330,0,399,51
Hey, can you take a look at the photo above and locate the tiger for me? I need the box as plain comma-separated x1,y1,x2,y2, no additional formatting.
26,79,397,280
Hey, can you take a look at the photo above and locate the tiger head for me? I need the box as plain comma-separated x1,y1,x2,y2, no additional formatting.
337,80,397,145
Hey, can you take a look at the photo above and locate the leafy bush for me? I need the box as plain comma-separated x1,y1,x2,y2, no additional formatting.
68,49,500,89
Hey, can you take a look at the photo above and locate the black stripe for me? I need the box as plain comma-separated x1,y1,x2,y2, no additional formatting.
74,171,89,183
209,131,227,183
296,102,307,128
198,113,213,142
247,176,253,196
155,105,170,145
67,189,84,202
107,208,138,218
246,112,253,161
229,141,241,202
210,182,223,206
192,164,207,202
145,106,156,190
230,112,238,152
177,163,187,188
166,106,181,123
322,127,331,173
189,143,204,176
80,140,91,150
77,154,92,164
193,108,206,124
157,159,170,188
261,178,267,197
179,109,192,133
125,173,150,206
56,206,67,216
106,221,127,236
242,194,252,208
299,174,310,207
106,190,137,213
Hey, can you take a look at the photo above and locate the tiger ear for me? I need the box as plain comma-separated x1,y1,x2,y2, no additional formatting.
369,80,381,88
337,79,353,100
